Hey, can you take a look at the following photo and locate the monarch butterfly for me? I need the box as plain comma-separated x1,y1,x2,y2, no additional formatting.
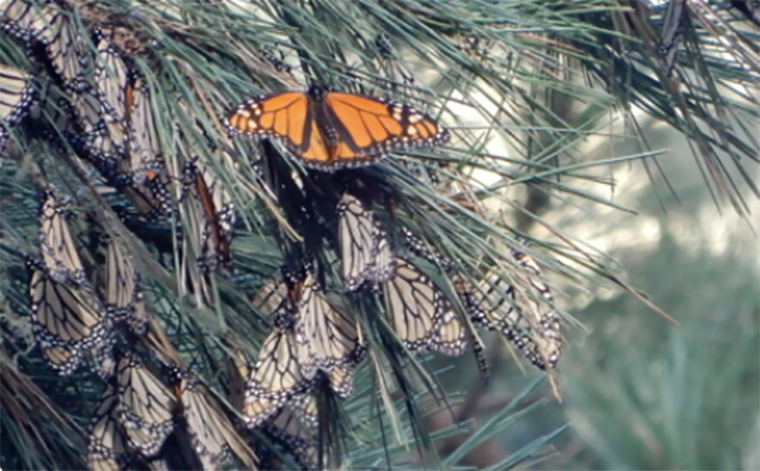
115,353,176,457
337,193,396,291
115,80,173,221
181,158,236,274
225,85,449,170
0,63,36,127
27,259,107,375
87,385,136,471
176,375,257,470
93,30,134,125
463,249,562,370
105,238,148,335
217,338,293,430
38,188,86,284
382,258,467,356
220,333,322,432
70,86,127,176
62,32,130,176
294,272,366,388
244,312,311,428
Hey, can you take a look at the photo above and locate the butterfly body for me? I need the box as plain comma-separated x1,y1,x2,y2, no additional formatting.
225,86,448,170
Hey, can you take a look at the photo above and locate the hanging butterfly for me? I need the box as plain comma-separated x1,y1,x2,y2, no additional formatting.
37,187,87,284
293,271,366,396
115,353,176,457
225,85,449,170
337,193,396,291
115,79,173,221
243,311,312,428
253,270,365,393
382,258,467,357
175,374,257,470
181,157,236,274
104,238,149,335
61,32,132,176
68,87,127,177
26,258,109,375
399,227,490,380
463,248,562,370
93,29,135,126
224,335,319,435
87,385,139,471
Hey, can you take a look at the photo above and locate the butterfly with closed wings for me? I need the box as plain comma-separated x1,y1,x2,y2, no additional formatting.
115,353,176,457
337,192,396,291
383,258,467,357
87,384,140,471
174,374,257,470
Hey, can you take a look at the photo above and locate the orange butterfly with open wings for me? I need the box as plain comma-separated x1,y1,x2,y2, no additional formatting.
224,86,449,170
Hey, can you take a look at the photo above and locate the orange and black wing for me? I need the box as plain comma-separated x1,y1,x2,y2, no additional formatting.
322,91,449,162
224,91,324,157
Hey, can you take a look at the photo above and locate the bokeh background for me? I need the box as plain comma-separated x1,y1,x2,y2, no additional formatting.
434,112,760,470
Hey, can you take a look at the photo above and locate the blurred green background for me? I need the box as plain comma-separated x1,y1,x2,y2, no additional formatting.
435,116,759,471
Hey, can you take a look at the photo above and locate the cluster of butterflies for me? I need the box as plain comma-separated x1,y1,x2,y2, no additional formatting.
21,183,562,470
24,186,260,470
2,1,562,470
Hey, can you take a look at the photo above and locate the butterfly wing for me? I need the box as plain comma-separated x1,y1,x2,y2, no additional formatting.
506,249,562,367
464,249,562,370
294,273,366,382
337,193,377,291
182,158,235,274
38,189,86,284
177,377,256,470
118,81,172,221
337,193,395,291
382,258,466,356
13,2,90,92
93,32,133,125
244,314,309,427
225,91,317,155
261,405,318,470
1,0,57,43
0,63,35,126
87,385,136,471
27,261,107,367
251,276,289,316
323,91,449,160
115,354,176,457
71,89,127,172
105,239,148,335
